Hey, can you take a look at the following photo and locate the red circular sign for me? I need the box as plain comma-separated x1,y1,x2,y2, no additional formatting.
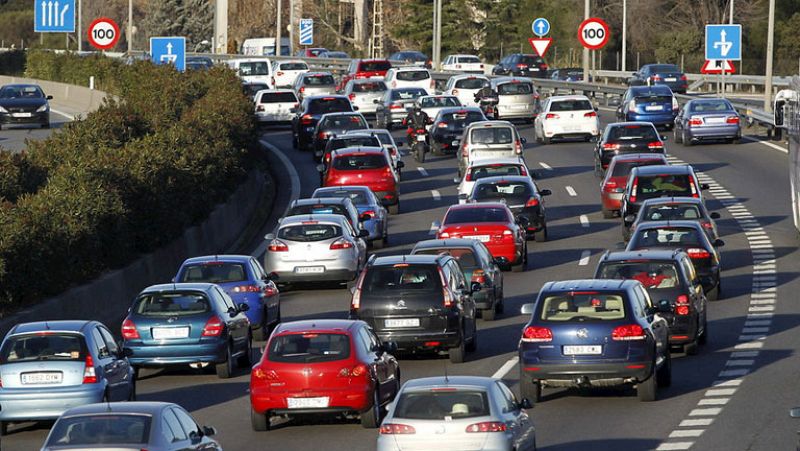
577,17,610,50
87,17,120,51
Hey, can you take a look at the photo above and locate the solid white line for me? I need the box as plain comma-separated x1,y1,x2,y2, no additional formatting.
492,357,519,379
429,222,438,236
253,140,301,257
578,250,591,266
431,190,441,201
680,419,714,427
417,167,429,177
742,135,788,154
539,162,553,170
50,108,77,120
580,215,590,228
669,430,705,438
566,186,577,197
657,443,694,451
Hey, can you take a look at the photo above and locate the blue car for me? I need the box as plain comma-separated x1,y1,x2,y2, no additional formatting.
174,255,280,341
518,279,671,402
312,185,389,248
627,64,688,94
122,283,252,379
616,85,678,129
674,98,742,145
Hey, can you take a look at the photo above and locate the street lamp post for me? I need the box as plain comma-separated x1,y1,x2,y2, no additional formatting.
276,0,282,56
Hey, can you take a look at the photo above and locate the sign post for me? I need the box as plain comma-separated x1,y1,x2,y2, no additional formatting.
150,37,186,72
87,17,120,51
706,24,742,98
577,18,610,83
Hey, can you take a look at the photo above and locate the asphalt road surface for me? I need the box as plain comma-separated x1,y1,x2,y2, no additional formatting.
0,111,72,153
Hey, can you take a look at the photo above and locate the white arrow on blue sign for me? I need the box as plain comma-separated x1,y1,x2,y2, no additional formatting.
150,37,186,72
532,18,550,37
705,24,742,61
34,0,76,33
299,19,314,46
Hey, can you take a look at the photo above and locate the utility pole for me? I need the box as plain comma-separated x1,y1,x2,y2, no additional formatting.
432,0,442,70
764,0,775,112
289,0,295,55
582,0,589,82
730,0,734,24
621,0,626,71
127,0,133,53
214,0,229,54
276,0,282,56
77,0,82,51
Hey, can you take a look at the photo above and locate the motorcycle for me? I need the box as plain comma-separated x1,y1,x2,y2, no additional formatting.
409,127,428,163
477,95,499,120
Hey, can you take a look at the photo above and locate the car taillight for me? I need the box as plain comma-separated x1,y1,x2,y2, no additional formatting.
233,285,261,293
430,79,435,89
202,315,224,337
299,86,305,93
318,131,329,140
687,248,711,259
121,318,140,340
675,294,690,316
602,180,618,192
438,267,454,307
389,147,397,156
689,175,699,198
256,105,265,112
647,142,663,149
348,93,356,101
330,238,354,250
672,97,679,111
380,424,416,434
522,326,552,342
390,103,403,110
351,270,366,310
726,115,740,124
300,114,313,125
437,122,448,128
584,111,597,118
264,285,278,297
545,113,559,119
526,197,539,207
391,81,397,88
630,177,638,203
515,140,523,154
702,221,713,229
689,117,703,127
516,64,528,69
603,143,620,151
680,74,688,81
268,239,289,252
471,269,487,284
628,100,636,112
652,75,663,82
612,324,646,341
466,422,507,433
361,210,376,219
339,363,368,378
252,365,279,381
83,355,98,384
461,141,469,158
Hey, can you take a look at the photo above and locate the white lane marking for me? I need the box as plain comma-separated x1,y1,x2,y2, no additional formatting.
565,186,577,197
712,379,743,387
735,341,764,350
429,222,438,236
743,320,772,327
431,190,441,201
731,351,760,359
725,359,755,367
580,215,590,228
657,443,694,451
690,408,722,416
719,369,750,378
741,135,788,154
417,167,429,177
698,398,730,406
253,140,300,257
539,162,553,170
578,250,591,266
680,419,714,427
669,430,704,438
705,388,737,397
50,108,77,120
492,357,519,379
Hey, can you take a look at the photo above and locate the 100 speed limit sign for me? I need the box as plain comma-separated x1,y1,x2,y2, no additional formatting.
87,17,120,51
577,17,610,50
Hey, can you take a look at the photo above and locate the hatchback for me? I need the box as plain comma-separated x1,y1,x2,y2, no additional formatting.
600,153,669,219
271,59,309,88
286,197,362,233
457,157,531,199
228,58,274,88
250,319,400,430
311,112,370,159
411,239,504,320
493,53,548,78
254,89,299,125
594,122,666,173
312,185,390,248
0,84,52,129
442,54,485,74
345,128,403,171
534,95,599,143
631,197,721,242
491,77,540,122
378,376,536,451
375,87,429,129
322,148,402,214
518,279,672,402
294,72,337,101
343,79,388,115
0,321,135,435
458,121,525,178
350,255,480,363
174,255,280,341
444,74,490,107
430,107,487,156
464,175,551,242
42,402,221,451
616,85,679,129
339,59,393,91
321,134,383,167
384,67,435,92
121,283,252,379
291,95,354,151
628,64,688,94
674,98,742,145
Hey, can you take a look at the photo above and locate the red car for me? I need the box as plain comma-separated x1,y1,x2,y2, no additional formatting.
337,59,392,92
436,203,527,272
601,153,669,219
296,48,328,58
321,148,403,214
250,319,400,430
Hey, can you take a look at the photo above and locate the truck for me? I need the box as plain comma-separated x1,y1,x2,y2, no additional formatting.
242,38,291,57
774,76,800,234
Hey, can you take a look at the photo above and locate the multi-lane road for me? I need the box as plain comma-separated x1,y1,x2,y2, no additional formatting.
4,108,799,450
0,111,72,153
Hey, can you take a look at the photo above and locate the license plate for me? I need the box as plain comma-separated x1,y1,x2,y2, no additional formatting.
287,397,329,409
385,318,420,328
665,77,677,82
563,345,602,355
12,112,32,118
295,266,325,274
152,327,189,340
512,105,527,110
452,140,460,146
466,235,490,242
21,372,62,385
705,117,725,124
416,134,426,142
645,105,664,111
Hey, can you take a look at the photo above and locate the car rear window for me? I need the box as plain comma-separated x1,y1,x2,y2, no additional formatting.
332,154,387,170
289,204,347,217
539,292,626,321
518,56,544,66
454,78,486,89
473,181,532,203
278,223,341,242
359,61,391,72
362,265,442,294
390,89,427,100
280,62,308,70
607,125,659,141
642,204,702,221
239,62,269,76
134,292,211,317
631,227,703,248
268,333,350,363
413,248,479,269
445,207,510,224
470,127,514,144
0,333,85,363
497,82,533,95
441,110,486,126
634,95,672,104
368,131,393,146
598,262,681,290
260,92,298,103
304,75,335,85
321,115,368,130
314,189,369,205
243,84,269,97
394,389,490,420
421,97,459,108
649,64,680,73
396,70,430,81
689,100,733,112
610,159,663,177
549,99,593,112
457,56,481,64
637,174,693,198
46,414,151,446
308,98,352,114
329,136,381,150
469,164,523,179
352,81,387,93
179,262,248,283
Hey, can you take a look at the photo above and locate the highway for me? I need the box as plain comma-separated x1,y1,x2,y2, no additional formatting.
0,111,73,153
4,108,799,450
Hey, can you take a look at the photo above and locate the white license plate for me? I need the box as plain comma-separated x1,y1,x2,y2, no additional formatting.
12,112,32,118
563,345,602,355
466,235,490,242
287,397,329,409
645,105,664,111
416,134,427,142
21,372,62,385
452,140,460,146
705,117,725,124
295,266,325,274
385,318,420,328
152,327,190,340
512,105,527,110
665,77,677,82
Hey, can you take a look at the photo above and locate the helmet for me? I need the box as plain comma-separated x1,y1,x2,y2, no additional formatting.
413,103,422,112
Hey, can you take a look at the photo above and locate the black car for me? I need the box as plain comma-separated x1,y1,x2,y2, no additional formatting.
242,82,269,100
595,249,708,355
462,175,551,242
518,279,671,402
187,56,214,70
550,67,590,82
411,239,504,321
492,54,548,78
321,134,383,166
627,64,688,94
429,107,487,156
349,254,480,363
291,95,354,151
387,50,431,69
0,84,52,129
626,220,724,300
594,122,667,173
311,112,369,159
631,197,721,242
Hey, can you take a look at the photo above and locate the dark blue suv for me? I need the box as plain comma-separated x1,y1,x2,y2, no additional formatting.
616,86,678,129
518,279,671,402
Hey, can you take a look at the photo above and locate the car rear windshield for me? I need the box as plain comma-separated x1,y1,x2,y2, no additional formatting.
518,56,544,65
0,333,85,363
497,82,533,95
304,75,335,85
641,204,702,221
314,189,369,205
352,81,387,92
610,159,664,177
455,78,486,89
239,62,269,76
421,97,459,108
413,248,479,269
634,94,672,104
441,111,486,126
308,98,352,114
390,89,427,100
289,204,347,217
179,262,248,283
393,390,490,420
332,154,387,170
445,207,510,224
46,414,151,446
329,136,381,150
649,64,680,73
368,131,393,146
607,124,659,141
470,127,514,144
598,262,681,290
321,115,368,130
539,292,627,321
473,181,532,204
362,265,442,295
549,99,593,112
134,292,211,317
637,174,693,198
260,92,298,103
396,70,430,81
278,224,341,242
457,56,481,63
631,227,704,248
359,61,391,72
268,333,351,363
280,62,307,70
689,100,733,113
470,164,523,180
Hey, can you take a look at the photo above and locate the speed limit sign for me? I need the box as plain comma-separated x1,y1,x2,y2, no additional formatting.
577,17,609,50
87,17,120,50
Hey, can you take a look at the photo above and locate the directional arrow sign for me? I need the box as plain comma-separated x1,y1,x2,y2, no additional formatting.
528,38,553,58
150,37,186,72
705,24,741,61
532,18,550,37
701,59,736,75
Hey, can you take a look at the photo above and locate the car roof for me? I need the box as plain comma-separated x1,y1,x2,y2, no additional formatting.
491,76,533,85
449,74,489,80
258,89,297,95
2,84,43,89
357,58,390,63
437,107,483,115
419,95,458,100
448,54,480,58
466,157,526,167
277,59,307,65
634,220,704,230
140,283,217,294
393,67,430,72
541,279,637,292
229,58,271,63
548,95,591,102
472,175,532,185
182,255,252,265
632,164,692,175
332,146,385,156
280,214,348,226
371,254,447,266
629,85,673,95
292,197,352,207
606,121,657,128
320,111,362,118
413,239,482,250
11,320,94,335
273,319,361,335
600,249,685,263
640,197,704,206
306,94,349,101
447,202,509,211
466,120,516,129
610,153,667,162
61,402,175,417
403,376,497,391
303,72,334,77
314,185,372,193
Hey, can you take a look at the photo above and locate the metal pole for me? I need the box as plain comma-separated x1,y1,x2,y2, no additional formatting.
730,0,734,24
432,0,442,70
582,0,590,82
127,0,133,53
289,0,295,55
276,0,282,56
77,0,82,51
764,0,775,111
621,0,626,72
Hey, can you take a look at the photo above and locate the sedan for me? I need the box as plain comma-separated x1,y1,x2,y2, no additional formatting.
429,107,486,156
465,175,551,242
627,63,688,94
600,153,669,219
0,84,52,129
631,197,721,241
312,185,390,248
378,376,536,451
674,98,742,145
593,122,666,173
41,402,221,450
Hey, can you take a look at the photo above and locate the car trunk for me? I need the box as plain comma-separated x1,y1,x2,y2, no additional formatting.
0,361,86,388
538,322,632,363
389,417,491,451
133,312,209,346
353,92,383,109
634,95,673,114
328,167,393,192
279,235,345,264
440,223,511,245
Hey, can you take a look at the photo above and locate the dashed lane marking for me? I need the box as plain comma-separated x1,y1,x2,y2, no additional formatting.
578,250,591,266
431,190,441,201
580,215,590,228
539,162,553,170
565,186,577,197
492,356,519,379
417,167,429,177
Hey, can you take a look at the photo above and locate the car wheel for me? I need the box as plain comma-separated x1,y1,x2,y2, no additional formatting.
482,306,496,321
685,338,699,356
465,323,477,352
388,203,399,215
731,136,741,144
449,337,466,363
656,350,672,387
0,421,7,436
251,407,270,431
253,315,268,341
637,369,658,402
707,283,720,302
602,208,615,219
237,333,253,367
520,371,542,403
682,130,693,147
360,389,381,428
674,127,682,143
496,290,504,314
533,225,547,243
292,136,298,149
132,365,140,380
216,343,234,379
542,136,551,145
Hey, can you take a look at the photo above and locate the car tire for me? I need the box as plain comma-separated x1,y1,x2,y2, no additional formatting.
683,130,693,147
533,225,547,243
602,208,615,219
360,390,382,428
685,338,699,356
699,318,708,345
215,343,234,379
449,338,466,364
0,421,7,436
637,370,658,402
707,283,721,302
482,306,496,321
132,365,140,380
542,137,551,145
251,407,270,431
465,324,478,352
731,136,741,144
496,291,504,314
657,351,672,388
388,203,399,215
42,122,50,129
674,127,682,143
237,334,253,367
520,373,542,403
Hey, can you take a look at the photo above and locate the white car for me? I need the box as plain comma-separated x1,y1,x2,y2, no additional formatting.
343,79,387,115
254,89,299,124
458,121,526,177
384,67,435,92
456,156,530,200
534,95,600,144
227,58,274,88
444,74,490,108
271,60,309,88
442,54,485,74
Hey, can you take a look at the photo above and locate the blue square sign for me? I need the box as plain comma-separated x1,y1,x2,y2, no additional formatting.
299,19,313,46
34,0,76,32
150,37,186,72
705,24,742,61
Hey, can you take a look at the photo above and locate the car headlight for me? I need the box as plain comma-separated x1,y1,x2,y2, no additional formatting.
0,105,7,113
36,104,49,112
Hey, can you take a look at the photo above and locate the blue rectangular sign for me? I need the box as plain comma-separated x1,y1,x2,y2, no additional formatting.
34,0,76,33
705,24,742,61
150,37,186,72
299,19,313,46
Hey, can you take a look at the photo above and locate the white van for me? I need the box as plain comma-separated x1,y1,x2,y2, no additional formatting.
242,38,290,56
227,58,274,88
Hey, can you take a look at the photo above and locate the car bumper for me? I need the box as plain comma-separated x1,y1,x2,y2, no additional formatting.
377,435,514,451
0,111,49,125
485,242,524,265
256,112,294,123
667,314,701,344
251,385,372,415
654,81,687,93
686,125,741,140
374,190,399,206
625,112,677,126
363,219,384,241
0,384,105,421
431,133,463,153
375,329,461,352
601,193,624,211
519,360,654,386
266,265,358,283
543,123,599,138
497,105,536,119
124,341,228,366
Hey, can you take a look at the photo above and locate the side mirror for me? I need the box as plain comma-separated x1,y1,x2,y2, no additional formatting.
265,233,275,240
238,302,250,312
458,193,468,200
396,161,405,169
517,215,530,227
228,306,238,316
189,431,202,444
624,214,636,223
609,97,621,106
657,299,672,313
46,95,53,100
121,347,134,358
518,398,533,410
520,303,535,315
316,164,325,173
453,177,461,184
494,256,509,266
202,426,217,437
790,408,800,418
661,135,668,141
289,107,298,114
358,229,370,238
700,183,710,190
710,212,720,219
589,136,598,143
353,106,359,111
539,189,552,196
520,137,527,144
714,239,725,247
397,142,404,147
373,99,380,104
470,282,482,293
360,213,373,221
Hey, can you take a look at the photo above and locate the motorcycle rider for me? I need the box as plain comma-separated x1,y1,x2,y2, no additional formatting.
474,81,498,117
402,102,430,146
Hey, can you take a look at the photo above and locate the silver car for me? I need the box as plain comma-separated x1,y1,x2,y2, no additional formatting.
491,77,540,122
312,185,390,248
41,402,221,451
0,321,135,435
343,79,387,115
375,87,429,130
377,376,536,451
293,72,337,101
458,121,526,177
264,214,368,284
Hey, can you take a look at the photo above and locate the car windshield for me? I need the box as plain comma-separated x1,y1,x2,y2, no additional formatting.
649,64,680,73
394,390,490,420
332,154,387,170
469,164,523,180
497,82,533,95
260,92,298,103
445,207,510,224
239,62,269,76
134,292,211,317
470,127,513,144
457,56,481,63
396,70,430,81
362,265,442,294
278,223,341,242
610,159,664,176
289,204,347,217
46,414,151,446
519,56,543,65
634,94,672,104
642,204,702,221
352,81,386,93
414,248,479,269
0,333,85,363
637,174,692,198
441,111,486,127
179,262,248,283
549,99,593,112
598,262,680,290
608,125,659,141
391,89,426,100
280,62,307,70
321,115,367,131
473,181,532,204
539,292,627,321
308,98,352,114
631,227,704,248
304,75,335,85
360,61,391,72
455,78,486,89
421,97,459,108
329,136,381,150
268,333,351,363
395,52,427,61
689,100,733,113
314,189,369,205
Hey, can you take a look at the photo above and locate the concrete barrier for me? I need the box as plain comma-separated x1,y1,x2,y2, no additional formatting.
0,75,108,119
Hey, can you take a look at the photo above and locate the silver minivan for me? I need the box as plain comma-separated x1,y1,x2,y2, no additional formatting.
458,121,526,177
293,72,337,101
491,77,540,122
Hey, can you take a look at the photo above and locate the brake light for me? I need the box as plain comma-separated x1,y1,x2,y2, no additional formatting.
466,422,507,433
430,79,435,89
437,122,448,128
675,294,690,316
300,114,313,125
264,285,278,297
584,111,597,118
233,285,261,293
525,197,539,207
339,363,368,378
726,115,740,124
361,210,376,219
348,93,356,101
439,231,450,238
647,142,663,149
461,140,468,158
389,147,397,156
299,86,305,93
630,177,638,203
516,64,528,69
83,355,98,384
471,269,486,284
521,326,552,342
603,143,620,151
330,238,354,250
439,267,454,307
268,239,289,252
121,318,140,340
390,103,404,110
689,117,703,127
253,365,279,381
702,221,713,229
687,248,711,259
515,140,522,155
380,424,416,434
256,105,265,112
611,324,646,341
652,75,663,82
201,316,224,337
689,175,699,198
672,97,679,111
680,74,688,81
545,113,559,119
350,270,366,310
602,180,618,193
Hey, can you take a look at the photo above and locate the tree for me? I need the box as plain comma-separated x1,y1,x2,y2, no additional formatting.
141,0,212,49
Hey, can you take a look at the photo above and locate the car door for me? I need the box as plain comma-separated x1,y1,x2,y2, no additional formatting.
681,257,706,322
357,327,388,402
89,326,124,401
162,407,193,450
496,381,533,450
448,260,475,335
637,285,668,354
98,326,133,401
172,406,218,450
215,287,249,349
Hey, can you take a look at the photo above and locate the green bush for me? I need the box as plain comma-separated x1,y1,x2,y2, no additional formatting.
0,49,25,76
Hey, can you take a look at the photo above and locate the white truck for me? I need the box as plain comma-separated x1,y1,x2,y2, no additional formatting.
242,38,290,56
774,77,800,233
